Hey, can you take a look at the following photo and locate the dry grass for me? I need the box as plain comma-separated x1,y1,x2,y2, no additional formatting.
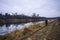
0,19,57,40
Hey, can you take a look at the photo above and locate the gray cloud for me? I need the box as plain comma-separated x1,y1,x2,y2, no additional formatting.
0,0,60,17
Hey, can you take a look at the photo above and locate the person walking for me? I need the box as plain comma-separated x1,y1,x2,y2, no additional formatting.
45,18,48,26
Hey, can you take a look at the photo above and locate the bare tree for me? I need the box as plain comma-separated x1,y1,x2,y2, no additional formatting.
32,13,36,17
37,14,39,17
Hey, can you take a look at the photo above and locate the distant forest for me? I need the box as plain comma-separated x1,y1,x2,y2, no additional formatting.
0,12,59,24
0,12,45,19
0,12,46,24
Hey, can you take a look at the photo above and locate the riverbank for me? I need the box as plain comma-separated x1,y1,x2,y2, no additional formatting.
0,21,45,35
0,19,58,40
46,19,60,40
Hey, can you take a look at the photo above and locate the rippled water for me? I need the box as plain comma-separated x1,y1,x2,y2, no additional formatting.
0,22,34,35
0,21,44,35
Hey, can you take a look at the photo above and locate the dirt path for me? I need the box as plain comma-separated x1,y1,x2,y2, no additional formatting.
20,20,56,40
46,20,60,40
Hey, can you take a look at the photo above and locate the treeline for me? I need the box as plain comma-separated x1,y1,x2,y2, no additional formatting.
0,12,46,24
0,12,45,19
0,13,30,19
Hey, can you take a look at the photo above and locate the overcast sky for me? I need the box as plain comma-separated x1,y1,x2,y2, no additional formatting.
0,0,60,17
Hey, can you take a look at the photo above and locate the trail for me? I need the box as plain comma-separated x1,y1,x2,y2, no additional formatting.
20,19,56,40
46,20,60,40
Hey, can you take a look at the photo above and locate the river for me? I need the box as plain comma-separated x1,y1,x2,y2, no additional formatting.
0,21,45,35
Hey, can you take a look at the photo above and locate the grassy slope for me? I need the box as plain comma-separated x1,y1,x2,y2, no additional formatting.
0,19,58,40
46,20,60,40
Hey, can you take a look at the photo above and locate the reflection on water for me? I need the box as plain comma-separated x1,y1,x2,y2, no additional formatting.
0,21,44,35
0,25,8,35
0,22,33,35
